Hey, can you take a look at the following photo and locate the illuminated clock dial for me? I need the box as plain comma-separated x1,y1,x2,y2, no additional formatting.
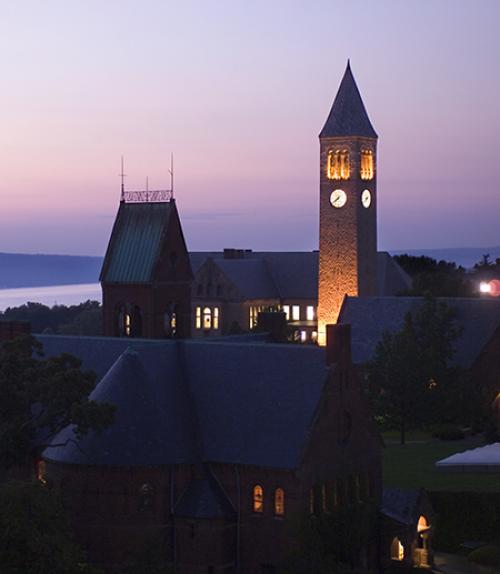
330,189,347,208
361,189,371,208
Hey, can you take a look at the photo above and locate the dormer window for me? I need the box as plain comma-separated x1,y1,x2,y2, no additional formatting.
327,149,350,180
360,149,374,180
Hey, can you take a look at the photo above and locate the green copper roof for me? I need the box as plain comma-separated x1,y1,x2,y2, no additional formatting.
100,202,172,283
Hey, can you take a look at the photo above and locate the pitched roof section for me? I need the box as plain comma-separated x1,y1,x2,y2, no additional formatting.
190,251,410,300
39,335,327,469
43,344,199,466
382,487,422,525
320,62,377,139
100,201,173,283
175,473,236,519
339,296,500,367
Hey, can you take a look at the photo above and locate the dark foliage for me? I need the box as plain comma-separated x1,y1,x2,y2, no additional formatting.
394,255,474,297
0,480,101,574
367,297,478,443
0,335,114,470
0,300,102,336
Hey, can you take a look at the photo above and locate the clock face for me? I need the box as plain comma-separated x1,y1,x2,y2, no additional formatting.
361,189,371,208
330,189,347,208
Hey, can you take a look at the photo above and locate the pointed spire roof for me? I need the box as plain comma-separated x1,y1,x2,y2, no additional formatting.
320,61,377,139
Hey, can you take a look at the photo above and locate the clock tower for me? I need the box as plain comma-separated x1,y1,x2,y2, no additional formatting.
317,62,378,346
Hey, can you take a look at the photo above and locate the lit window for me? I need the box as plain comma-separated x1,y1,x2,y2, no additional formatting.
306,306,315,321
311,331,318,343
253,485,264,513
360,149,374,180
327,149,350,180
214,307,219,329
195,306,201,329
292,305,300,321
418,515,429,532
203,307,212,330
391,538,404,561
36,460,47,485
170,312,177,334
282,305,290,321
300,330,307,343
274,488,285,516
124,313,131,337
321,484,327,513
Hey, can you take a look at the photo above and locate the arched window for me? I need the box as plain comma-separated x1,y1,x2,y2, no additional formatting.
274,488,285,516
203,307,212,330
418,515,429,532
391,537,404,561
124,313,131,336
253,485,264,513
360,149,374,180
327,149,349,180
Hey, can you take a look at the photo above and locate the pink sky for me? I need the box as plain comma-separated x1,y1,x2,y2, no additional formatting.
1,0,499,255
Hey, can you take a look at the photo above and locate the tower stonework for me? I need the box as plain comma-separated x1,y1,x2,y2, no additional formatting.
318,63,378,346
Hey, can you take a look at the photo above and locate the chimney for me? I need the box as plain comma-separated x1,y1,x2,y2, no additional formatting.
325,323,351,367
0,321,31,343
255,311,287,343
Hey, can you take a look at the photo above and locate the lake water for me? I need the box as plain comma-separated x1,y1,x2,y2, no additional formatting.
0,283,101,311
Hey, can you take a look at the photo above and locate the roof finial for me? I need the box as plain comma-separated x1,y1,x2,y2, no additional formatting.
169,153,174,200
119,156,127,201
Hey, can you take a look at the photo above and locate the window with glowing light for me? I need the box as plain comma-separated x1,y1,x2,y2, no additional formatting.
36,460,47,485
292,305,300,321
203,307,212,330
274,488,285,516
391,538,404,561
306,306,315,321
124,313,131,337
327,149,350,180
360,149,374,180
214,307,219,329
195,306,201,329
253,485,264,513
418,515,429,532
282,305,290,321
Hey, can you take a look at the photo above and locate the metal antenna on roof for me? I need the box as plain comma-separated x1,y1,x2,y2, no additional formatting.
119,156,126,201
169,153,174,200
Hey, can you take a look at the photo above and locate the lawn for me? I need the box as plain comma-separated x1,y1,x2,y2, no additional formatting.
382,435,500,492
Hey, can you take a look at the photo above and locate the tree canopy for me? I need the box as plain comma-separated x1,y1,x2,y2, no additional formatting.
367,297,474,443
0,335,114,471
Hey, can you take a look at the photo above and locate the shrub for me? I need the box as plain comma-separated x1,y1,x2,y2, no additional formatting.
468,545,500,568
430,424,465,441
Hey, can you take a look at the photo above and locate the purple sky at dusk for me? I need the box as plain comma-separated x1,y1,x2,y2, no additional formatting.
1,1,499,256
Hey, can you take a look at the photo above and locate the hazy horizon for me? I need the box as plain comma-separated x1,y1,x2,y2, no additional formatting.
1,1,499,256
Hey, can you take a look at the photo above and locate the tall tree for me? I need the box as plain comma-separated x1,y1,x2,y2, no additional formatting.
0,335,114,471
368,297,463,444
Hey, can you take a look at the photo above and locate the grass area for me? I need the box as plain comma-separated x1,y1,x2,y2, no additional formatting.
383,435,500,492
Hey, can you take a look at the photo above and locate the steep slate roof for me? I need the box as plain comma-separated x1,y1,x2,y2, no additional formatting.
40,335,327,469
190,251,409,300
382,487,422,525
339,296,500,367
320,62,377,139
100,201,173,283
175,473,236,518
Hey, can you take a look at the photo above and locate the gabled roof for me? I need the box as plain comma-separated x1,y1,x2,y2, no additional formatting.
382,487,423,525
40,335,327,469
339,296,500,367
175,472,236,519
320,62,377,139
190,251,410,301
100,201,173,283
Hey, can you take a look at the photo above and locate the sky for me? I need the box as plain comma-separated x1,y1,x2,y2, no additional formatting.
0,0,499,256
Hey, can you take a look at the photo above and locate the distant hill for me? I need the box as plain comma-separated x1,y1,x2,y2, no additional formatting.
1,246,498,290
389,247,500,269
0,253,103,289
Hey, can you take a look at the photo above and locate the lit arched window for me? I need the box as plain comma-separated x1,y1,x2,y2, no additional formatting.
253,485,264,513
203,307,212,330
360,149,374,180
418,515,429,532
327,149,350,180
274,488,285,515
391,537,404,561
